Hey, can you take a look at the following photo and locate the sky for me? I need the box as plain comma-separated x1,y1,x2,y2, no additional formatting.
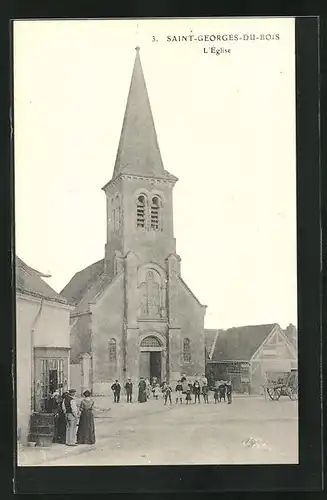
13,18,297,329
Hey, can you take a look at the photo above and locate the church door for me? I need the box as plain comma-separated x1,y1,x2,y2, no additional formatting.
150,351,161,382
139,351,150,379
139,335,164,382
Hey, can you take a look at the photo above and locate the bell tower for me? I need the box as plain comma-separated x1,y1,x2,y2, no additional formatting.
63,47,206,390
102,47,179,275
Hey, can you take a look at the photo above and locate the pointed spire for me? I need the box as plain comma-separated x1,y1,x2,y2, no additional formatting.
112,48,170,180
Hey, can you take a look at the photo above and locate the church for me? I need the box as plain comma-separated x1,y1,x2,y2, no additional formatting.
61,47,206,395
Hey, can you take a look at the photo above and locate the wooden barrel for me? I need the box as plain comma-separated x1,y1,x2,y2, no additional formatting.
29,413,55,447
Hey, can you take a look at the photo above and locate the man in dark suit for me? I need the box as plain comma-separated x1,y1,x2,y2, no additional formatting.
125,378,133,403
111,380,121,403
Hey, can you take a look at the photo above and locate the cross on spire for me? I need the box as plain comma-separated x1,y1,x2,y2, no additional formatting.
135,23,140,52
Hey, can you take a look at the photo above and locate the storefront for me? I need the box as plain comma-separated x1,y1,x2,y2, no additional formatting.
33,347,70,412
16,257,73,445
206,360,251,393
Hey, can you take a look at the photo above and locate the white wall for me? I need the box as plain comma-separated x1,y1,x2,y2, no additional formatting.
16,292,72,444
16,294,34,444
33,300,71,348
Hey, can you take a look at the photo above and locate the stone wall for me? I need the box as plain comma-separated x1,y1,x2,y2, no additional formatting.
70,313,92,364
90,273,125,394
167,273,206,386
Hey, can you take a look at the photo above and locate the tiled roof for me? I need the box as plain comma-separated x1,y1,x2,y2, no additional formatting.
211,324,277,362
73,273,114,314
60,259,105,306
15,256,67,304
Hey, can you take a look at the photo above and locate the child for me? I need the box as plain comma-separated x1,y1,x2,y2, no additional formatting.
161,380,167,398
185,384,192,404
193,380,201,403
226,380,233,404
164,384,173,405
214,387,219,404
202,382,209,404
145,378,151,399
153,383,161,400
175,380,183,404
219,380,226,402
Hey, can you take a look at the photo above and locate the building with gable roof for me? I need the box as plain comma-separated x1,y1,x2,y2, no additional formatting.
16,256,73,444
206,323,297,393
61,48,206,394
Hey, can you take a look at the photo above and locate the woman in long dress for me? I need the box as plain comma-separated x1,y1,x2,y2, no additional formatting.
138,378,147,403
76,390,96,444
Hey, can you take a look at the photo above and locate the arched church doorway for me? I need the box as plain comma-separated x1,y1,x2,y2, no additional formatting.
139,335,164,383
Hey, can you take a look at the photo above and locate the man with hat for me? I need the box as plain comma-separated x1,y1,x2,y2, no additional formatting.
62,389,79,446
125,378,133,403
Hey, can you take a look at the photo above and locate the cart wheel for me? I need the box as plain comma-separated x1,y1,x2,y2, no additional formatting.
287,387,298,401
267,387,282,400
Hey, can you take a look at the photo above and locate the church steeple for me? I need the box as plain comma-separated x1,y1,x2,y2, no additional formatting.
103,48,178,277
112,47,173,180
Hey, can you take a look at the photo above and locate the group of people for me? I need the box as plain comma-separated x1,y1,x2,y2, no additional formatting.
46,375,232,446
49,389,96,446
110,374,233,405
110,377,150,403
161,377,233,405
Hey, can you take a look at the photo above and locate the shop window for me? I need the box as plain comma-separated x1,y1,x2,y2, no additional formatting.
37,358,64,412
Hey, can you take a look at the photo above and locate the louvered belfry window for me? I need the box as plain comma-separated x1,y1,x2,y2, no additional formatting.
108,338,117,363
183,338,191,363
150,196,160,230
137,195,146,228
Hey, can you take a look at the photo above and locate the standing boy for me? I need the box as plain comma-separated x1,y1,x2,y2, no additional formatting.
193,380,201,404
202,381,209,403
185,384,192,404
218,380,226,402
226,380,233,404
175,380,183,404
164,384,173,405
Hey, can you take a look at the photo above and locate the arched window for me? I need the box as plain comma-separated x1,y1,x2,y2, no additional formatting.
108,338,117,363
183,338,191,363
137,195,146,228
140,336,161,348
150,196,160,230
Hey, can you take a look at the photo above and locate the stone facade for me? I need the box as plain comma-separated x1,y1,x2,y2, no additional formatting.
61,48,206,394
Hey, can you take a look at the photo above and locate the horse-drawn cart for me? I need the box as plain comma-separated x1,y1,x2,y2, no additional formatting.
263,370,298,401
